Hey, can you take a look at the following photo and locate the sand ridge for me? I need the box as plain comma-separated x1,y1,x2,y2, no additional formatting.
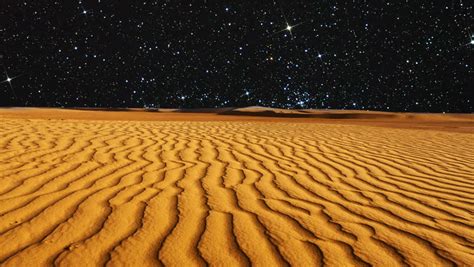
0,113,473,266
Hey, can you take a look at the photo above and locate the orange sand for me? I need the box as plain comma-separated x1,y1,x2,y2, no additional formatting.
0,108,473,266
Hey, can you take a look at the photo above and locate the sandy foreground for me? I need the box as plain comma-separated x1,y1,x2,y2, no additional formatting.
0,108,473,266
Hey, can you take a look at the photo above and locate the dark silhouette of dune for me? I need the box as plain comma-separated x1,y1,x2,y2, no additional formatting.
220,109,400,119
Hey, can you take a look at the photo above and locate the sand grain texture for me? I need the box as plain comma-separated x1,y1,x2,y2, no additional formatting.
0,110,473,266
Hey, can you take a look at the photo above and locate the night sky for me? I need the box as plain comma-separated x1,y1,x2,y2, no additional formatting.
1,1,473,112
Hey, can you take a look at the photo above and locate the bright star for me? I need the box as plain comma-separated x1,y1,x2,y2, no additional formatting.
273,22,302,39
316,52,326,61
2,75,16,85
1,70,21,99
273,1,302,38
465,33,474,46
80,6,92,16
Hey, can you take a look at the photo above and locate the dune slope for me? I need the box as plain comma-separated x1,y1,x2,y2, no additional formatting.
0,117,473,266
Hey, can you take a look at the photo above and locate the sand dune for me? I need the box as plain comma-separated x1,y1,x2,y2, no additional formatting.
1,107,473,133
0,109,473,266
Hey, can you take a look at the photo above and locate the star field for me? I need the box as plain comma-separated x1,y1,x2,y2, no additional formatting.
1,1,473,112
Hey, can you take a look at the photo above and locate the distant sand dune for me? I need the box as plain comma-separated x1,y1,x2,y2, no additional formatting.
0,112,473,266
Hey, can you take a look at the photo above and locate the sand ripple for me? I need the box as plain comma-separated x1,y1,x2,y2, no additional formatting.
0,119,473,266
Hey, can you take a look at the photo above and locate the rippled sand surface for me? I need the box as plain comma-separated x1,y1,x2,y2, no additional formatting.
0,110,473,266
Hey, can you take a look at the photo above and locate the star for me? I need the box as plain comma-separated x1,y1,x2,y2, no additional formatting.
464,33,474,46
316,52,327,61
80,5,92,17
1,73,17,86
1,70,20,99
284,22,303,37
273,1,302,38
273,22,302,38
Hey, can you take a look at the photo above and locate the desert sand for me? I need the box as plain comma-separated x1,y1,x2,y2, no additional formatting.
0,108,473,266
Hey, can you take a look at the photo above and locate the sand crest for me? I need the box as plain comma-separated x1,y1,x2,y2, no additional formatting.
0,109,473,266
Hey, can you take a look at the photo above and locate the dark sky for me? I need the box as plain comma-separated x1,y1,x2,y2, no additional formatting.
0,1,472,112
